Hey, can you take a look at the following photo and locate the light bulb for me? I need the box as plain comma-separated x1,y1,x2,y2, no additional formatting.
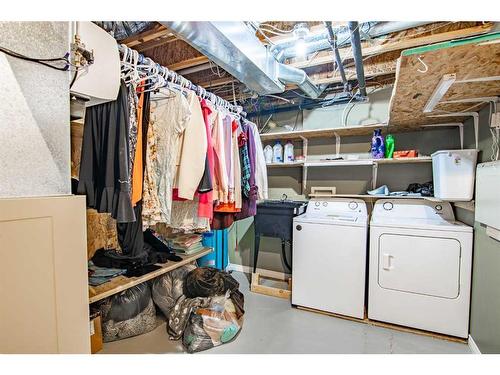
295,37,306,58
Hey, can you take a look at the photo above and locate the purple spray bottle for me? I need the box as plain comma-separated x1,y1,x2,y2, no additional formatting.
371,129,385,159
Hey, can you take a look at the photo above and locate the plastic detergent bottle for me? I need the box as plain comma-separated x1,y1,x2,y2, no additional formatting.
284,141,294,163
273,141,283,163
264,145,273,164
371,129,385,159
385,134,395,158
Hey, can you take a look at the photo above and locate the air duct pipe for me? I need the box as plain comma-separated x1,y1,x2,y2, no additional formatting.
273,21,432,61
348,21,367,97
276,63,324,98
324,21,348,92
162,21,325,98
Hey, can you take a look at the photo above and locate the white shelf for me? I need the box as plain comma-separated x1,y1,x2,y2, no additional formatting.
266,161,305,168
305,160,373,167
304,157,431,167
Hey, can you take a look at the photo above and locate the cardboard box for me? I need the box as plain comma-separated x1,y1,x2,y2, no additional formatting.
90,312,103,354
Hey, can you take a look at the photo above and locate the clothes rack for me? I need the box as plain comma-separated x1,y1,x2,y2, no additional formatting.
118,44,247,118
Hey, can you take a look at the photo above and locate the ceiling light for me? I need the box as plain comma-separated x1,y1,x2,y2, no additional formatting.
423,73,456,113
295,37,306,57
293,23,309,58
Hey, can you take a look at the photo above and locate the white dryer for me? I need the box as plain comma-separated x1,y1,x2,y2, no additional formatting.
292,199,368,319
368,199,473,338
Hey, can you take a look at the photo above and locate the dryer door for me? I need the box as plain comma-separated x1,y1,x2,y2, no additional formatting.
378,233,461,299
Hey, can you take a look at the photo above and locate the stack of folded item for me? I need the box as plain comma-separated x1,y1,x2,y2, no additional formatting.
88,261,127,286
169,233,204,255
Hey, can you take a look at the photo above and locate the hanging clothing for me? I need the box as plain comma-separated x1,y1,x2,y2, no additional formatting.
127,82,139,180
142,90,191,228
223,115,233,203
235,121,258,220
198,99,215,220
116,202,146,257
77,81,136,223
176,91,208,200
233,120,242,210
238,125,251,197
131,84,145,206
210,108,228,203
169,198,210,232
249,121,268,200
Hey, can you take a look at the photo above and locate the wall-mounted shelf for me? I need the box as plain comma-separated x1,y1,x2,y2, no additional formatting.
268,157,431,168
260,124,387,141
88,247,212,304
266,161,305,168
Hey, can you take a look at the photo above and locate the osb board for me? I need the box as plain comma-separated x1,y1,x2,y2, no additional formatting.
70,121,83,179
388,34,500,128
86,209,119,260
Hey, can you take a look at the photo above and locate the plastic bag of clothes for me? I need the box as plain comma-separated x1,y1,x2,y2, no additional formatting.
182,291,243,353
166,267,245,352
151,262,197,318
100,282,157,342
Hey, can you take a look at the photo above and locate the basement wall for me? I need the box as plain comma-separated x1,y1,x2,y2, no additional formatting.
229,86,465,274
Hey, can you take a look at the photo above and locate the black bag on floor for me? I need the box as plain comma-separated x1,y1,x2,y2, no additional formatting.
100,282,157,342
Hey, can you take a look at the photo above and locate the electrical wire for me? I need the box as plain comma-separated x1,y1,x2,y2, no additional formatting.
0,45,71,71
259,23,295,34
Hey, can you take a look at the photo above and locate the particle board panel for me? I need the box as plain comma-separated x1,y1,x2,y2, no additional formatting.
388,33,500,128
86,209,120,260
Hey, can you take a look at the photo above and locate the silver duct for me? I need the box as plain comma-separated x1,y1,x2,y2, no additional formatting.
273,21,432,61
161,21,324,98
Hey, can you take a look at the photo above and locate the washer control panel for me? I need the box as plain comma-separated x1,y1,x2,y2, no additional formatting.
306,199,367,216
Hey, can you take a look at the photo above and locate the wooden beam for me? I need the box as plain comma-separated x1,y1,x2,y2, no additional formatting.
196,76,234,89
135,34,178,52
168,56,210,71
290,23,494,70
123,24,171,47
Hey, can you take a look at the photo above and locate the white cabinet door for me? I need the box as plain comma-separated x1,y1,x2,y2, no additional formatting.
378,234,460,299
0,196,90,353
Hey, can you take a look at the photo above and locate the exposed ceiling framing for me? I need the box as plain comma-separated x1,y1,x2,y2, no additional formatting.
119,21,500,130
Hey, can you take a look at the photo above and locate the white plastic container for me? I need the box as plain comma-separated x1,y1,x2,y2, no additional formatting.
284,141,294,163
431,149,479,201
264,145,273,164
272,141,283,163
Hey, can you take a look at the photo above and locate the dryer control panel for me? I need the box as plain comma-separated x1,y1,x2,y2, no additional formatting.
372,199,455,221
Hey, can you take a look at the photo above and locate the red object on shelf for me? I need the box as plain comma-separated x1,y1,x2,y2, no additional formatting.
393,150,418,158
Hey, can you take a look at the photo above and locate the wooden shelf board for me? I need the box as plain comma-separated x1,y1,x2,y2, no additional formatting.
88,247,213,304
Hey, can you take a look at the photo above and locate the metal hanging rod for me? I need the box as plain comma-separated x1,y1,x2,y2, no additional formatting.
118,44,246,117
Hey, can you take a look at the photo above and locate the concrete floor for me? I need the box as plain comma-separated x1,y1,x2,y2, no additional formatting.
100,271,470,354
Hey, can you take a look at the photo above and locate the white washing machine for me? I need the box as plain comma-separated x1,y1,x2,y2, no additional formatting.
292,199,368,319
368,199,473,338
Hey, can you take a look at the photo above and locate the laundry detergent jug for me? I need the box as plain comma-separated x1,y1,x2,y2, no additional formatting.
371,129,385,159
273,141,283,163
